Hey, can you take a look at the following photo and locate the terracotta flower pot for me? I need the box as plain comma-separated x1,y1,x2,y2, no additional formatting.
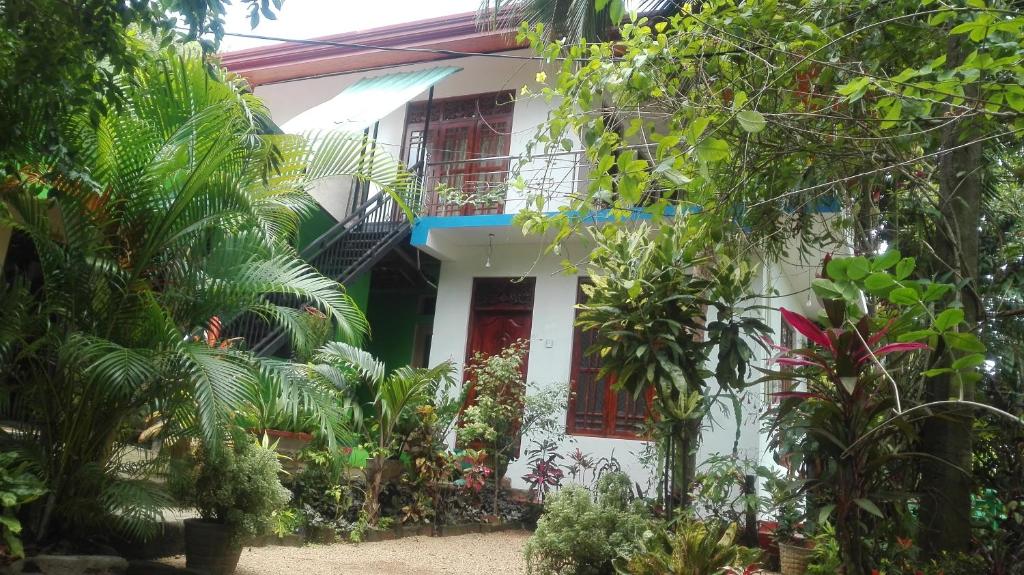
253,429,312,454
778,541,813,575
183,519,242,575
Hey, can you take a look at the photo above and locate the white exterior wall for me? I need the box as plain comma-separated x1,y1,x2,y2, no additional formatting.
425,241,802,491
246,48,837,495
427,244,663,490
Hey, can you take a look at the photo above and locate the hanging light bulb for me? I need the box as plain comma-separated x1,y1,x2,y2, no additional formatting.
485,233,494,268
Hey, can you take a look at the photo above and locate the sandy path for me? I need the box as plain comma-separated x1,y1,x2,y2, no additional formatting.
164,530,530,575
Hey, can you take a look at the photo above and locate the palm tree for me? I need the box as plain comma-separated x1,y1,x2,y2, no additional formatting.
476,1,688,42
0,43,406,541
308,342,455,523
477,0,623,42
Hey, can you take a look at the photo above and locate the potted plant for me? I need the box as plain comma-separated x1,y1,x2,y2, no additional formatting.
774,501,812,575
170,438,291,575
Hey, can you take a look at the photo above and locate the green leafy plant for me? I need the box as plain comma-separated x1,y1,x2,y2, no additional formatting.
524,471,653,575
762,251,998,573
170,438,291,540
0,41,410,541
614,518,762,575
805,522,842,575
575,217,770,509
0,452,45,562
458,340,567,514
270,507,303,539
690,453,780,532
305,342,455,524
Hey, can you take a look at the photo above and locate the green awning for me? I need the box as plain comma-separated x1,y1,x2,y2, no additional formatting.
283,66,462,134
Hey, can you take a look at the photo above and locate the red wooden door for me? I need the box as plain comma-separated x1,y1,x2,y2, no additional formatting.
461,278,535,456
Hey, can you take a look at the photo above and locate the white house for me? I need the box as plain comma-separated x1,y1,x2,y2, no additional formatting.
220,11,830,491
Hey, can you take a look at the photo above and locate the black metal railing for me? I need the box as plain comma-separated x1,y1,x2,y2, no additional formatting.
226,187,414,356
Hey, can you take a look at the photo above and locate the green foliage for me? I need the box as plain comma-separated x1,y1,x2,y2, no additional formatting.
457,341,567,476
458,340,567,515
578,217,768,412
614,518,762,575
170,439,291,539
306,341,456,523
524,472,653,575
805,523,843,575
477,0,625,43
763,252,989,572
0,42,406,541
0,452,45,561
690,453,781,528
458,340,531,453
575,216,769,504
0,0,281,165
270,507,303,538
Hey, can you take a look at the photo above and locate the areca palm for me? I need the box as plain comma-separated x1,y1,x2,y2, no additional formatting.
307,342,454,523
0,44,406,541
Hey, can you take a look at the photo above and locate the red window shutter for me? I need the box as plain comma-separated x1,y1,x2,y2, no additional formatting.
568,279,651,439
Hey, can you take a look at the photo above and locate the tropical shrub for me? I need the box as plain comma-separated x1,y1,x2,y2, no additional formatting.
521,439,564,503
574,218,769,510
804,523,842,575
0,41,405,541
289,446,367,537
614,518,762,575
524,472,653,575
765,252,988,573
458,340,567,512
297,342,456,523
690,453,781,534
170,439,291,539
0,452,45,562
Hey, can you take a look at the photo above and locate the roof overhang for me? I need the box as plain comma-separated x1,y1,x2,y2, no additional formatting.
219,12,523,86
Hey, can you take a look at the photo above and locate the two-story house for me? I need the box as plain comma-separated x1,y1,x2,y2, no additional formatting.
220,11,827,491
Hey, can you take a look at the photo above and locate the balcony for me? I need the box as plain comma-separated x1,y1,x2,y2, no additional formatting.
417,152,583,217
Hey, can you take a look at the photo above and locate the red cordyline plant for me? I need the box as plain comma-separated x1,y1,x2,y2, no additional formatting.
765,305,929,575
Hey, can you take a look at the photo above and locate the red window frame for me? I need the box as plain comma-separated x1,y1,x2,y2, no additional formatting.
566,278,653,439
766,322,799,403
402,91,515,216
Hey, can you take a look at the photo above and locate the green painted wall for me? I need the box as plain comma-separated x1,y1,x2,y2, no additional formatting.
365,289,433,372
346,273,371,314
297,206,336,252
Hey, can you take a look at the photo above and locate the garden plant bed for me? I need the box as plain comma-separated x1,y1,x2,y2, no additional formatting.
160,530,532,575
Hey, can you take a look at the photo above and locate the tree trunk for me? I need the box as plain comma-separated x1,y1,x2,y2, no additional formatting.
364,456,384,523
918,35,982,558
669,418,700,514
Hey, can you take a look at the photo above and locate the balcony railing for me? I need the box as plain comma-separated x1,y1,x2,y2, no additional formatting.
418,152,584,217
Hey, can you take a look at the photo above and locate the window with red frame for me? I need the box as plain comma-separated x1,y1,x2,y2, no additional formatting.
567,279,652,439
765,321,800,403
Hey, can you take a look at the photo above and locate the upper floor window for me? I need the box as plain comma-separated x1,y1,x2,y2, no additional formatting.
765,321,799,403
567,279,651,439
404,92,514,216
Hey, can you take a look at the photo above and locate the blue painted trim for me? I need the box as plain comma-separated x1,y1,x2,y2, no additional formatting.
410,207,698,246
411,213,517,245
408,199,834,247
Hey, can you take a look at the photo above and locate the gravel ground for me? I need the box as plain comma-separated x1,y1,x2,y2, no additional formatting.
163,530,531,575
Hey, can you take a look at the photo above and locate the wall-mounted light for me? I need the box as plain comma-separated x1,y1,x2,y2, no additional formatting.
485,233,494,268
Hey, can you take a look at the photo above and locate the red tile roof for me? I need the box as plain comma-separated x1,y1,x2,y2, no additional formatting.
219,11,522,86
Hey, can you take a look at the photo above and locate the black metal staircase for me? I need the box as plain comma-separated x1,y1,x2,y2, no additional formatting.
228,189,413,356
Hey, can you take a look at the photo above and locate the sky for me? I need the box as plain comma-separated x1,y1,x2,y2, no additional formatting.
219,0,483,53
